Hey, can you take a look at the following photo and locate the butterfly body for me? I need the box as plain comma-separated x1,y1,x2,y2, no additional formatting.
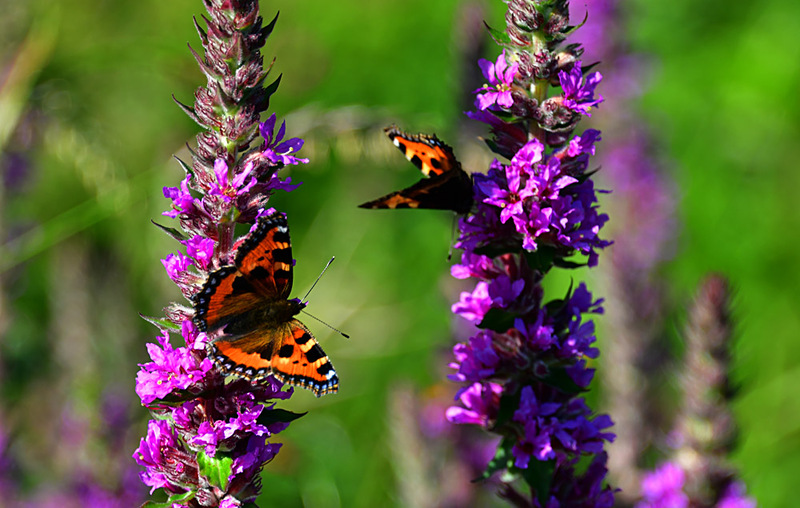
359,126,473,214
193,214,338,397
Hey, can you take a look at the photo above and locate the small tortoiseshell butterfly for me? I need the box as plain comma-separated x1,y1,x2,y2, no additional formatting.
359,126,473,214
192,213,338,397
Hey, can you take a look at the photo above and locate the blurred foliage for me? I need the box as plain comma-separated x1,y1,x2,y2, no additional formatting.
0,0,797,506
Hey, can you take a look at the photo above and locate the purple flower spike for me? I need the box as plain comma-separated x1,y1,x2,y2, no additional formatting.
446,2,615,504
138,2,311,505
475,51,519,111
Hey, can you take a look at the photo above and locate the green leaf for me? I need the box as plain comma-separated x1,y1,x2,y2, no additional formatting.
140,491,194,508
552,258,586,269
173,155,194,178
257,407,307,426
495,389,521,428
483,137,515,160
478,436,515,480
139,313,182,331
484,22,511,46
197,449,233,491
538,366,585,395
262,74,282,105
477,307,517,332
151,220,189,242
261,11,279,41
518,458,555,507
523,246,555,273
473,242,522,259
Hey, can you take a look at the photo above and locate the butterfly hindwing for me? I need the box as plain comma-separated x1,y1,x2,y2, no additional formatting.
384,126,458,177
270,320,338,396
359,125,473,214
193,213,338,397
208,320,338,397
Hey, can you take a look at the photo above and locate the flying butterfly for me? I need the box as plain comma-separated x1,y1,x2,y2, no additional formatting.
359,126,473,214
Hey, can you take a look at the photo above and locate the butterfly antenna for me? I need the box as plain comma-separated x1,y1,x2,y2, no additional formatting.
301,310,351,339
302,256,335,303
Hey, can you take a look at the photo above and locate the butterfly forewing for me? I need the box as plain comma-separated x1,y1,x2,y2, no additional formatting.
235,214,293,299
193,266,264,332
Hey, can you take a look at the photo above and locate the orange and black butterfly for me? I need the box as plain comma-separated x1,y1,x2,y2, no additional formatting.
359,126,473,214
193,213,338,397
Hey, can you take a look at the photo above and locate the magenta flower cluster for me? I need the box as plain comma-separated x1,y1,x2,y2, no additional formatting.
463,131,608,265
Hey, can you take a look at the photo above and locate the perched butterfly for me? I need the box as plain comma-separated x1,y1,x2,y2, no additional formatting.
359,126,473,214
192,213,338,397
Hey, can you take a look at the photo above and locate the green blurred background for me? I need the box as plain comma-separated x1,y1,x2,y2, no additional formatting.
0,0,798,506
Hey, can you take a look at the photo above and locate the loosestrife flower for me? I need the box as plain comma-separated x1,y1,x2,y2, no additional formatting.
446,0,615,505
134,2,309,505
476,51,519,110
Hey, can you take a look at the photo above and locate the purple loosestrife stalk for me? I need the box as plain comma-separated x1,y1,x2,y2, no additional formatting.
637,276,756,508
134,2,307,506
445,0,615,505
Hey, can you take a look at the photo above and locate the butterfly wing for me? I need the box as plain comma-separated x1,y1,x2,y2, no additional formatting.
359,126,473,213
208,319,338,397
193,266,263,332
384,125,459,177
234,213,294,299
193,214,292,333
359,169,474,213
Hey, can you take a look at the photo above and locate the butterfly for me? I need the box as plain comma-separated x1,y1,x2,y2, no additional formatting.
192,213,338,397
358,126,473,214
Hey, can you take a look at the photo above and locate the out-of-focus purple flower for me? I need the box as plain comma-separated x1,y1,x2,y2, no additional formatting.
636,462,689,508
560,62,603,116
135,330,213,405
717,482,757,508
260,114,310,167
476,51,519,110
